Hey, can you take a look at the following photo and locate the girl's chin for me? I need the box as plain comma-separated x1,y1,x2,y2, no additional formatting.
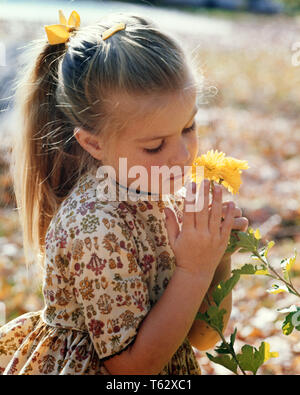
126,175,187,196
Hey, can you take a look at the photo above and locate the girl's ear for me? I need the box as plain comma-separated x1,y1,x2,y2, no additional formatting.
73,127,102,160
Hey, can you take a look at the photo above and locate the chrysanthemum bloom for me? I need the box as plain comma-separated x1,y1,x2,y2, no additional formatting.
191,150,249,194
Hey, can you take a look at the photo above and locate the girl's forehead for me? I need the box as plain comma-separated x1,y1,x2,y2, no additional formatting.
109,87,197,140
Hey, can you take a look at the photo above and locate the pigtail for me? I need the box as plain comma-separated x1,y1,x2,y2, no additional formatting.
11,40,86,267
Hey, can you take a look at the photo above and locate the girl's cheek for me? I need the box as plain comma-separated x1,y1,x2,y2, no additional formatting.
190,136,199,161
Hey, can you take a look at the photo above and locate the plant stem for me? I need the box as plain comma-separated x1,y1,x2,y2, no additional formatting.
253,251,300,297
210,180,216,200
210,324,247,375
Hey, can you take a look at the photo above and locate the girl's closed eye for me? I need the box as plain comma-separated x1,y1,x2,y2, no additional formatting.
144,121,196,154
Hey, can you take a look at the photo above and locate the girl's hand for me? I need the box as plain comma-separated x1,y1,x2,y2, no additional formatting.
215,201,249,260
209,201,249,232
164,180,235,280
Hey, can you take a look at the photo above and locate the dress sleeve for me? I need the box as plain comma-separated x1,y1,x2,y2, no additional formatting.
70,209,151,360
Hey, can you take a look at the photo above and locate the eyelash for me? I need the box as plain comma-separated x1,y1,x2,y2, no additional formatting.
144,121,196,154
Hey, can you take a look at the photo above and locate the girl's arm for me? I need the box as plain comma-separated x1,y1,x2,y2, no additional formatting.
103,180,235,374
187,255,232,350
103,266,214,375
188,202,249,350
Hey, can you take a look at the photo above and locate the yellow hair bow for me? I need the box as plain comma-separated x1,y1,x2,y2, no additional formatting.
45,9,80,45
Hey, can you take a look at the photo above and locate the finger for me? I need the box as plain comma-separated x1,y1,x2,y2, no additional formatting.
208,184,223,235
164,207,180,250
222,205,241,219
232,207,242,218
220,202,235,240
182,181,197,230
195,179,209,229
209,204,241,220
232,217,249,232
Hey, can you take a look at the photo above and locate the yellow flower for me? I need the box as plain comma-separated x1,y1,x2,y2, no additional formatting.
248,227,261,240
267,284,289,294
192,150,249,195
192,150,225,183
262,342,279,361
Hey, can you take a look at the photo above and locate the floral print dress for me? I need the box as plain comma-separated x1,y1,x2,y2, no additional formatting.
0,167,201,375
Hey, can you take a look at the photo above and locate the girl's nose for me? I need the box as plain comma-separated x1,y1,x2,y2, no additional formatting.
169,142,191,168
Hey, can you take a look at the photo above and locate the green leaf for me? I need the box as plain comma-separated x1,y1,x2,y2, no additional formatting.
196,305,226,333
215,328,237,355
281,307,300,335
237,229,260,252
212,274,240,306
206,353,238,374
215,342,231,354
238,248,253,253
236,345,263,375
195,311,207,321
236,342,278,375
232,263,268,276
281,250,297,281
206,305,227,332
232,263,257,275
230,328,238,349
225,229,261,254
225,230,241,254
282,318,294,336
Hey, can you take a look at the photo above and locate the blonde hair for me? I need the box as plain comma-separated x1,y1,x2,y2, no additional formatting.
10,12,202,267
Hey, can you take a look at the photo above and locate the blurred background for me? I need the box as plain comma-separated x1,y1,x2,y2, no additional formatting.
1,0,300,374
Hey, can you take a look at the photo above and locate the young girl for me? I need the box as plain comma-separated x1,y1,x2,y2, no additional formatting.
0,11,248,375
